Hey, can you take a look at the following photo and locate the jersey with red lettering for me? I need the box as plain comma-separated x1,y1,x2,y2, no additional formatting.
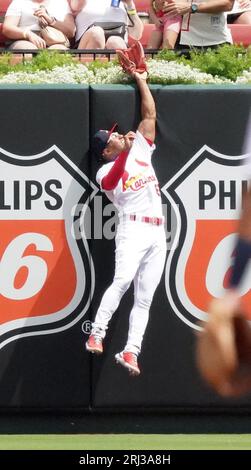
96,131,163,217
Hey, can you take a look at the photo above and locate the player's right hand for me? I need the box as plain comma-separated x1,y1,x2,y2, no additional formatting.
123,132,136,150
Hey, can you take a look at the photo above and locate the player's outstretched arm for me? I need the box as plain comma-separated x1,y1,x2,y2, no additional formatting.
134,72,156,143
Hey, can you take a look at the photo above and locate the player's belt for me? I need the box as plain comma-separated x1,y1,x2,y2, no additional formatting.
129,214,164,225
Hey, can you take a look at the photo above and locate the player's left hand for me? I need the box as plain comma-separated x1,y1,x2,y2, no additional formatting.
117,41,148,77
133,71,148,81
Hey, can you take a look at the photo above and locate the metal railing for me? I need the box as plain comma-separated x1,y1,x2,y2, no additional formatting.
0,48,160,63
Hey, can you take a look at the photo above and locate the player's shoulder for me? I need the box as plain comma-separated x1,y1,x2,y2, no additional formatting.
134,130,155,151
96,161,114,183
135,129,152,142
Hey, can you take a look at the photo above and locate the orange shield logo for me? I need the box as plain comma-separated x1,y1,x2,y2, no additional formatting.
0,146,98,348
162,145,251,329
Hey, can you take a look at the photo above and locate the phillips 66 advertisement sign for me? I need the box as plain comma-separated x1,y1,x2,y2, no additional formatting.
0,143,250,350
0,146,97,350
163,145,251,330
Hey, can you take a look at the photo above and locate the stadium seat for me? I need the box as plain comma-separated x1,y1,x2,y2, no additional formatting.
135,0,150,13
1,0,11,10
135,0,150,23
0,0,11,47
228,24,251,47
129,23,155,47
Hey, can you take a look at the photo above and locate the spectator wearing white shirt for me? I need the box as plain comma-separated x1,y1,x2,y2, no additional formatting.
3,0,75,50
70,0,143,49
159,0,234,48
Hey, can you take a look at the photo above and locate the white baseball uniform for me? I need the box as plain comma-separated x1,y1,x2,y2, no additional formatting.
180,0,232,47
92,131,167,355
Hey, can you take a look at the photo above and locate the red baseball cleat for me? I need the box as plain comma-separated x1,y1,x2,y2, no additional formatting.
115,351,140,376
86,334,103,355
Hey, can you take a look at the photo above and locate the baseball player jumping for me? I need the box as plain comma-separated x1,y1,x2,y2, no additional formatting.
86,44,167,376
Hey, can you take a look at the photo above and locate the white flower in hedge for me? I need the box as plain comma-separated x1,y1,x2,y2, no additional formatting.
35,64,95,84
0,63,95,84
0,58,232,84
236,68,251,84
94,65,130,84
147,59,230,84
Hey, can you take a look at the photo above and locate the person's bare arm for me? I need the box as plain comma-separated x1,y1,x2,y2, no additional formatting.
3,16,46,47
3,15,25,39
34,8,76,38
135,73,156,142
123,0,144,40
162,0,234,16
53,14,76,38
149,2,163,26
69,0,87,14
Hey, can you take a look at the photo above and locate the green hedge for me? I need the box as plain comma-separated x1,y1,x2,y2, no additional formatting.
1,45,251,84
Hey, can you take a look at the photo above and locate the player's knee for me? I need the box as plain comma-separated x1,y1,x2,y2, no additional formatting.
113,277,131,295
136,295,152,310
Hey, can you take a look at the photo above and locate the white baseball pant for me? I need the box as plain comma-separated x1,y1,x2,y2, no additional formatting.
92,218,167,355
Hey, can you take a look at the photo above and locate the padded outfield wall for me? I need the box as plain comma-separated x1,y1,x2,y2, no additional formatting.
0,84,250,412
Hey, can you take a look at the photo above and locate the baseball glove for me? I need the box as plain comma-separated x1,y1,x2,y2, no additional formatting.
196,299,251,397
116,40,148,76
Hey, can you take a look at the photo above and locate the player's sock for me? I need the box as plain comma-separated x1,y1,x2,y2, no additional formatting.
229,237,251,288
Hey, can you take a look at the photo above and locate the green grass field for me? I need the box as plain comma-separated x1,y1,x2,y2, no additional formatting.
0,434,250,450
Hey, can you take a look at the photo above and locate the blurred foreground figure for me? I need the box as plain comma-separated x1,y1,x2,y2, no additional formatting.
196,118,251,397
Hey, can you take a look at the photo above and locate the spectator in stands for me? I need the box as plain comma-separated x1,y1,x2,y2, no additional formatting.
227,0,251,25
3,0,75,50
70,0,143,49
147,0,182,49
159,0,234,49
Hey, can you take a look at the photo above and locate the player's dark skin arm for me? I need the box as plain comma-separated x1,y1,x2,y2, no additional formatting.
135,73,156,143
239,186,251,241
